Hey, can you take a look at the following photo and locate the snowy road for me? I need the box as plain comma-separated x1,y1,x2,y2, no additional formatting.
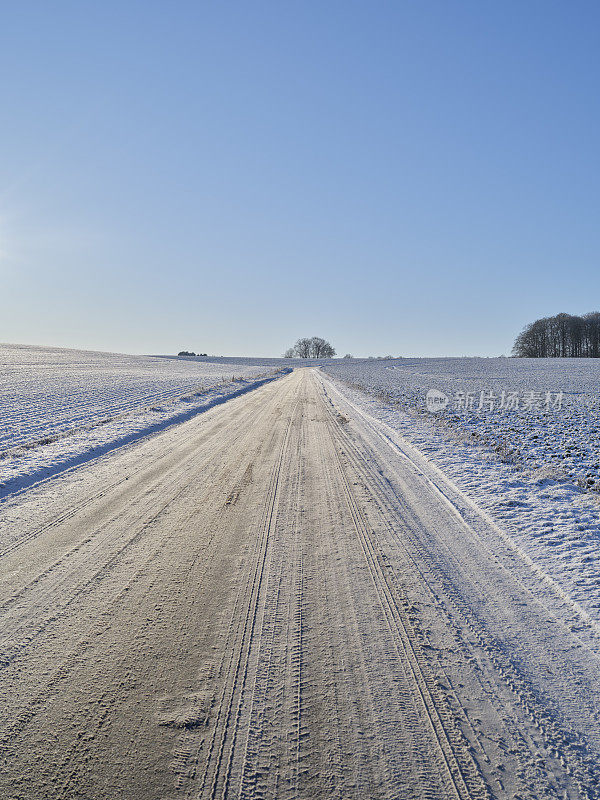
1,368,599,799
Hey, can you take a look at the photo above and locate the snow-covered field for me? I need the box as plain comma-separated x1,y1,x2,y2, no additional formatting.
323,357,600,488
321,358,600,621
0,343,287,495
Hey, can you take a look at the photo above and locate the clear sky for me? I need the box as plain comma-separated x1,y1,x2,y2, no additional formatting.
1,1,599,357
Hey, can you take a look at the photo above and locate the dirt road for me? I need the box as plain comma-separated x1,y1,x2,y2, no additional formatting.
1,368,599,799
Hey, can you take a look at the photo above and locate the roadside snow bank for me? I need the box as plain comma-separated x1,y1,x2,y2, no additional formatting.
1,368,289,499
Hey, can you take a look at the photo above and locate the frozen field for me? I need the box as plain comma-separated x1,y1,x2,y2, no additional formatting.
322,358,600,620
323,357,600,489
0,344,281,453
0,343,286,494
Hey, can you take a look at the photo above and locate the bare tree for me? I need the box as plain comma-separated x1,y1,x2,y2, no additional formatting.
296,338,313,358
316,340,336,358
309,337,334,358
584,312,600,358
284,336,336,359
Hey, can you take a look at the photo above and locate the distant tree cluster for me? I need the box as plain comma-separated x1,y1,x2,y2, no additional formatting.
178,350,208,357
284,337,336,359
512,312,600,358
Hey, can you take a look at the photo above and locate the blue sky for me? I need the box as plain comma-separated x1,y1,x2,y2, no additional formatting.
1,1,599,357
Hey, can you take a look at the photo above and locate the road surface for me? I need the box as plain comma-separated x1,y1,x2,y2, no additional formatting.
1,368,599,799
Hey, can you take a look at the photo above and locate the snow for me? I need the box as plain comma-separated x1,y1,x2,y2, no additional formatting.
321,358,600,622
323,357,600,488
0,343,287,497
4,344,600,620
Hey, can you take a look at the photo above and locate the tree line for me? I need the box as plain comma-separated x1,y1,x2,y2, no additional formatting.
512,312,600,357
